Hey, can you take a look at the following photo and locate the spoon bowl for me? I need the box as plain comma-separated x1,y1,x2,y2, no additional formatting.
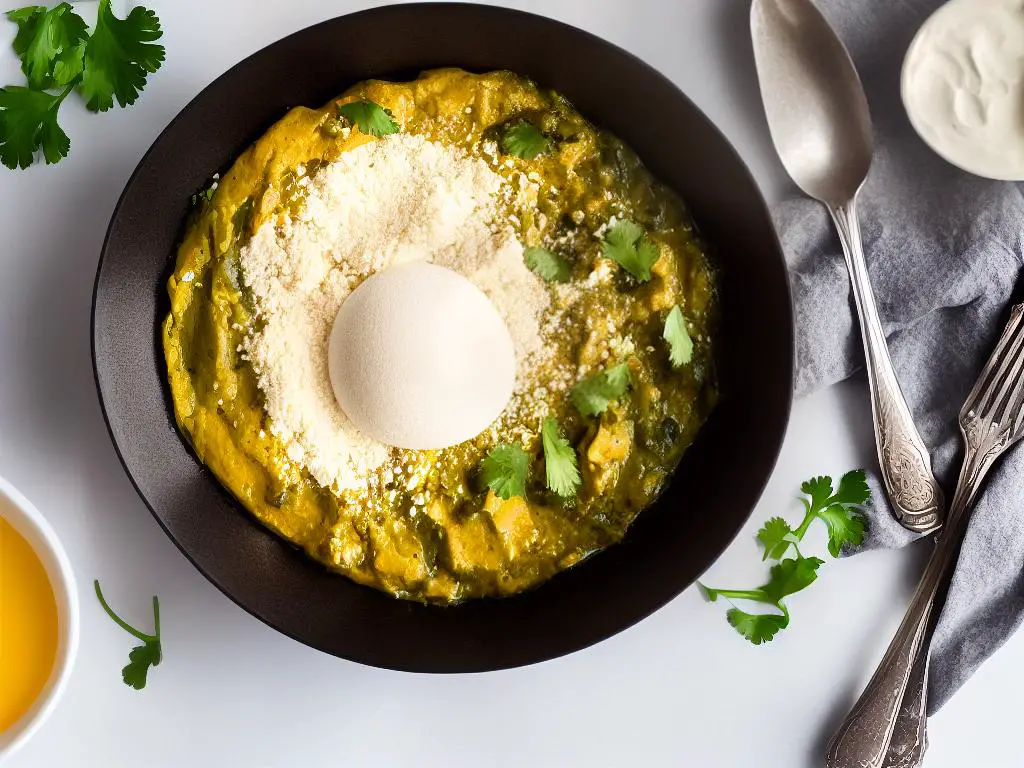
751,0,873,205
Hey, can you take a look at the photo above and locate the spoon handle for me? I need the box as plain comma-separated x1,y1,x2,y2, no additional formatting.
828,199,945,533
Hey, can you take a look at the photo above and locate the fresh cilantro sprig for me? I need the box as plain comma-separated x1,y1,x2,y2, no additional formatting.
663,305,694,368
480,442,529,500
94,579,162,690
702,556,825,645
502,119,549,159
541,417,581,498
699,471,870,645
601,220,659,282
0,0,165,169
571,363,631,417
524,247,571,283
337,100,399,137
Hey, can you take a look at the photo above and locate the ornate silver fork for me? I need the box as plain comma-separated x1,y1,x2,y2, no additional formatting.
826,303,1024,768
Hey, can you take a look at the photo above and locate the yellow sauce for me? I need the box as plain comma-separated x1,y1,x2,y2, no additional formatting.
0,516,58,733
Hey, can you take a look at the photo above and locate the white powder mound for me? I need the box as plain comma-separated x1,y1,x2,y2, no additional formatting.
329,261,517,451
238,133,550,492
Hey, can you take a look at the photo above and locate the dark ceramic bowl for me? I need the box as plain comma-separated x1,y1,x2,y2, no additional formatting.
92,3,793,672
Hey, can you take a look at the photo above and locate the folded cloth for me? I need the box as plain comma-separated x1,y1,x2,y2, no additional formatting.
775,0,1024,712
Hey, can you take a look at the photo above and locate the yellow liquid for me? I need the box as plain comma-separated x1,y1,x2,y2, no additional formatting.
0,516,58,733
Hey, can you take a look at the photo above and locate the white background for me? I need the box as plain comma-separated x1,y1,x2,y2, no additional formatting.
1,1,1022,766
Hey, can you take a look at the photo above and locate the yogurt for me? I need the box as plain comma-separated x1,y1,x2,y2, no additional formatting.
902,0,1024,180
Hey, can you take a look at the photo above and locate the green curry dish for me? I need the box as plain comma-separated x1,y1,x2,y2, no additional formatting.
601,219,660,282
501,118,549,159
337,99,399,137
162,69,718,604
571,363,632,417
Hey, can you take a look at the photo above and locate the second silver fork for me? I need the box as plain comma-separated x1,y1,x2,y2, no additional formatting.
826,303,1024,768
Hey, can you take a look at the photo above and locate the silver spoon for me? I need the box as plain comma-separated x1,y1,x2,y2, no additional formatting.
750,0,945,535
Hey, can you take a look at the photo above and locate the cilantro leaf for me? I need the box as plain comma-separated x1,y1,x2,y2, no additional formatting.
601,220,659,282
94,580,162,691
122,639,161,690
818,504,868,557
501,119,548,159
8,3,88,89
524,247,571,283
761,556,824,604
726,608,788,645
337,100,399,137
757,516,794,561
831,469,870,507
0,85,71,169
8,7,46,75
663,305,694,368
78,0,165,112
541,417,581,498
570,363,631,417
800,475,834,513
480,443,529,500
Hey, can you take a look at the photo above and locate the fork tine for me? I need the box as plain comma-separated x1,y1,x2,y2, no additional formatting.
1003,310,1024,437
999,331,1024,428
1008,363,1024,438
963,309,1019,418
971,307,1024,419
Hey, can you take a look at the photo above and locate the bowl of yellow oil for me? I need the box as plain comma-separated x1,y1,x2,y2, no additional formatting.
0,476,79,761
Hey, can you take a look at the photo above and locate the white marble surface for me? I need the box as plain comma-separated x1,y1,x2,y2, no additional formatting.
1,1,1021,766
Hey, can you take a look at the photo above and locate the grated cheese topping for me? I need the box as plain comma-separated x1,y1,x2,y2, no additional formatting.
238,134,554,492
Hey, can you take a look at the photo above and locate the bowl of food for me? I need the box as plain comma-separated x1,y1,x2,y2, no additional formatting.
0,476,79,761
92,3,793,671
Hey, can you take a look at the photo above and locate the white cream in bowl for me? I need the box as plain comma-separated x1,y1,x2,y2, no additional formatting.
902,0,1024,180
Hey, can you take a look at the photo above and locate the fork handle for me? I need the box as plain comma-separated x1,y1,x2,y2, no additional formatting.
825,450,985,768
829,199,944,533
883,642,930,767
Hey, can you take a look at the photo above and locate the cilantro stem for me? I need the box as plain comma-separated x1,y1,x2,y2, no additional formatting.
792,508,818,541
152,595,161,639
94,580,157,643
706,588,771,603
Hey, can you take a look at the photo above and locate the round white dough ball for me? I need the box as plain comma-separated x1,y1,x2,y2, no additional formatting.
328,261,517,450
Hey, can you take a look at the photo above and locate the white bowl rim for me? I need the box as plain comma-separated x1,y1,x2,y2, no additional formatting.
900,0,1024,182
0,475,80,762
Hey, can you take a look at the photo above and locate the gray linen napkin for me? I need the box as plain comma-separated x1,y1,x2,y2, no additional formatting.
775,0,1024,712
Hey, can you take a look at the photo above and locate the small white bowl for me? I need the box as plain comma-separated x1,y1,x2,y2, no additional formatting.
901,0,1024,181
0,476,79,763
